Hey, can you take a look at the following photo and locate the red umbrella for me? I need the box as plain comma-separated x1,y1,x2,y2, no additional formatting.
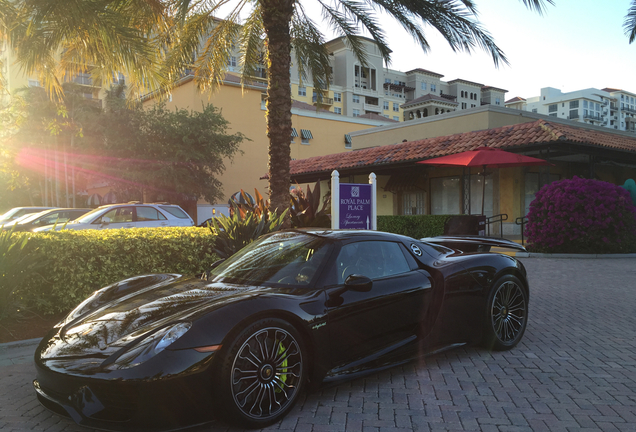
418,147,551,215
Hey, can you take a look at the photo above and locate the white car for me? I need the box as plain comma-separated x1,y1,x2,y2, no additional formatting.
34,203,194,232
0,206,57,226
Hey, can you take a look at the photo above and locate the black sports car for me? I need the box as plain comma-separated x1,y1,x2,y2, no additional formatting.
33,230,529,430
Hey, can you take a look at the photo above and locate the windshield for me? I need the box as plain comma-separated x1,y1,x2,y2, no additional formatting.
17,210,50,224
74,207,106,223
210,232,333,286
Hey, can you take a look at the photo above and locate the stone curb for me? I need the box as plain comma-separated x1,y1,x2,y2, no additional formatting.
0,337,40,349
516,252,636,258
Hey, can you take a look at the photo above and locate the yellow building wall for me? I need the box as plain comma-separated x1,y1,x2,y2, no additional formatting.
145,79,388,206
351,109,534,149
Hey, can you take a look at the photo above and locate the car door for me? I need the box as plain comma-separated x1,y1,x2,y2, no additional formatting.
325,240,433,368
134,206,169,228
95,207,135,229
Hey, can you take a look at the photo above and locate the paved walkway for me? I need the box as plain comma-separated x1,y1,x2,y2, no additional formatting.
1,258,636,431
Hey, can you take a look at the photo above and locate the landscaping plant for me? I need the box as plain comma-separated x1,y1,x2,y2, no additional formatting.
290,181,331,228
209,189,287,259
526,177,636,253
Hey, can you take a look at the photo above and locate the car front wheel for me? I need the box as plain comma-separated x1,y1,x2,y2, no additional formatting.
216,318,306,427
483,275,528,351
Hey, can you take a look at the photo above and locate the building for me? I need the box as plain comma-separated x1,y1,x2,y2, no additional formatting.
505,87,636,133
288,105,636,235
287,37,507,122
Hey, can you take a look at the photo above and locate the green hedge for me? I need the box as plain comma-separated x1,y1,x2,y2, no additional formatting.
377,215,452,238
17,227,217,315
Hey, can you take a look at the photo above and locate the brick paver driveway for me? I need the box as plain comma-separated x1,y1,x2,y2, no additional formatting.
2,258,636,431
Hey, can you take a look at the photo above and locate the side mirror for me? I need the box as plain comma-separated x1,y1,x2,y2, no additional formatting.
344,274,373,292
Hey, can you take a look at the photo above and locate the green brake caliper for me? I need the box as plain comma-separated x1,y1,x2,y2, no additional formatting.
276,341,287,393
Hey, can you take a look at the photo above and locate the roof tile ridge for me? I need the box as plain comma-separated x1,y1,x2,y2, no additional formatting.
538,119,567,141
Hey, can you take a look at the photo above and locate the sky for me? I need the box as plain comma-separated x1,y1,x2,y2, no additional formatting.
305,0,636,100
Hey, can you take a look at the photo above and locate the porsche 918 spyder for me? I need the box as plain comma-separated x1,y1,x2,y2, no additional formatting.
33,229,529,430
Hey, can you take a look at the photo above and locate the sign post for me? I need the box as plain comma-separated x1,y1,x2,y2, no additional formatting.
331,170,377,230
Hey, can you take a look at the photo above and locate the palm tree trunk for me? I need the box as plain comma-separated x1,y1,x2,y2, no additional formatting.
261,0,294,218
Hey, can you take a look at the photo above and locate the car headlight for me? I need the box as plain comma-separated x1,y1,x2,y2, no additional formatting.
104,322,191,370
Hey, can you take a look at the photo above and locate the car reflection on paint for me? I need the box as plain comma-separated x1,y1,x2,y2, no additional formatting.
33,229,529,430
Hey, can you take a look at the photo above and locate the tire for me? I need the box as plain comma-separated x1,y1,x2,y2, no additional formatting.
215,318,306,428
482,275,528,351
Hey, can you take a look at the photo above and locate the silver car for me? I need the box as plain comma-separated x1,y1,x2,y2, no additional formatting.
34,203,194,232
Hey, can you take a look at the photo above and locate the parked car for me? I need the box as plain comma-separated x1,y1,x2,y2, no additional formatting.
2,208,92,232
33,230,528,430
0,207,56,226
33,202,194,231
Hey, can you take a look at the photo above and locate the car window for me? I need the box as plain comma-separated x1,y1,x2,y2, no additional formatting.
40,212,67,225
159,205,189,219
336,241,411,283
100,207,134,224
136,207,167,221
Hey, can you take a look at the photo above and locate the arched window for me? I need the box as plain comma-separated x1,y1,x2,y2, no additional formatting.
423,108,428,117
435,108,439,115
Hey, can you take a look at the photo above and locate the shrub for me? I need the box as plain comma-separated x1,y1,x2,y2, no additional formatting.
0,228,44,320
378,215,451,238
210,189,287,258
18,227,218,315
290,181,331,228
526,177,636,253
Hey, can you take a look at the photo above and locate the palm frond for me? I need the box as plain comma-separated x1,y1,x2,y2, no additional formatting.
517,0,554,16
238,5,266,89
625,0,636,43
290,7,332,104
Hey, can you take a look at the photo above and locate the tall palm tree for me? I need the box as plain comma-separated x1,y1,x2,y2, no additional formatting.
6,0,554,215
625,1,636,43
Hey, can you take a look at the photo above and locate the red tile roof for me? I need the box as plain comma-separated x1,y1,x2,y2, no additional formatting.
289,119,636,177
358,112,398,122
505,96,526,103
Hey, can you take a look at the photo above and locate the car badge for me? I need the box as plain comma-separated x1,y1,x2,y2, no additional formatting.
410,244,422,256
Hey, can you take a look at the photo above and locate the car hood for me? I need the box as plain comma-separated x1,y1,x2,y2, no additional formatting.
37,275,257,361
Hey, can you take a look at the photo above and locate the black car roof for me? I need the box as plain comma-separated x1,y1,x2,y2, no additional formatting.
281,228,416,243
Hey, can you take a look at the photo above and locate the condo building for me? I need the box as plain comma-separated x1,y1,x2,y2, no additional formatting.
505,87,636,133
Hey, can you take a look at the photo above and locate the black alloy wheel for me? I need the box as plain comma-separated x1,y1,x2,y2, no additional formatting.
483,275,528,351
217,318,306,427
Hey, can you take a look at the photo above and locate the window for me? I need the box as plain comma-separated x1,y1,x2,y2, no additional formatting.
28,79,41,87
431,177,460,215
548,104,557,113
583,100,588,108
402,192,426,215
227,56,237,70
495,97,501,105
431,84,436,92
344,134,352,148
393,102,399,112
100,207,134,224
461,102,467,109
549,113,557,117
335,241,411,283
421,82,426,91
298,86,306,96
137,207,166,221
353,109,360,117
532,108,538,113
352,95,360,103
385,78,392,83
334,92,341,102
393,116,399,121
569,110,579,119
334,107,342,115
300,129,313,144
383,101,389,110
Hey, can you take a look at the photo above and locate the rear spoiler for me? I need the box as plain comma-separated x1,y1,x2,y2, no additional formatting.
421,236,527,253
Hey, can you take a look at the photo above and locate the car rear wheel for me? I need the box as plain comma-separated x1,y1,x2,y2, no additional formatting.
483,275,528,351
216,318,306,428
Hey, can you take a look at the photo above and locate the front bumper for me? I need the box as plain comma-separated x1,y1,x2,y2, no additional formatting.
34,348,219,431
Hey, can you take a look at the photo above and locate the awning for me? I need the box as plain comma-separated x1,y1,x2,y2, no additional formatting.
291,128,298,138
383,174,423,193
300,129,313,140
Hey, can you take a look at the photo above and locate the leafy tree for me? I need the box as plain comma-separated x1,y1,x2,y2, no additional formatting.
5,0,554,217
87,97,245,204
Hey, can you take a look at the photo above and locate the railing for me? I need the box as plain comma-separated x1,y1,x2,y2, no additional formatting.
515,216,528,246
486,213,508,238
312,96,334,105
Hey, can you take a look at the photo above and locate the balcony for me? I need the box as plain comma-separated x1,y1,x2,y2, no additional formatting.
363,102,382,113
568,114,579,120
624,106,636,114
312,95,334,105
611,103,619,110
583,112,602,121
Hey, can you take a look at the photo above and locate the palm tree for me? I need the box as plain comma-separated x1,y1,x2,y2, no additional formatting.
6,0,554,215
625,1,636,43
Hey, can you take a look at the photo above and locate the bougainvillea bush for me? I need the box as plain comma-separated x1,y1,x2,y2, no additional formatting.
526,177,636,253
